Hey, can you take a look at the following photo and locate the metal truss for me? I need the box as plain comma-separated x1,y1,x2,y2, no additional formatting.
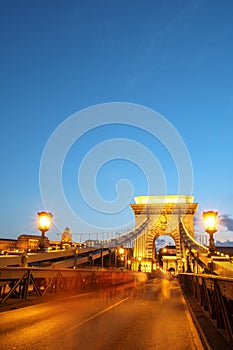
0,267,137,305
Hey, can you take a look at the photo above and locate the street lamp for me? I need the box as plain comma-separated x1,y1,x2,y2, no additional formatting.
114,247,125,268
37,211,53,250
202,211,218,256
118,247,124,255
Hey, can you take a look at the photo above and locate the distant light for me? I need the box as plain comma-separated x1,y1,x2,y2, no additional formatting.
118,247,124,255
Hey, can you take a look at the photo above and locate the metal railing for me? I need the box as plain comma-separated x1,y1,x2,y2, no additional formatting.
179,273,233,344
0,267,144,305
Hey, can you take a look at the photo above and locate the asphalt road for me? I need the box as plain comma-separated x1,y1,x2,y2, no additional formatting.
0,277,204,350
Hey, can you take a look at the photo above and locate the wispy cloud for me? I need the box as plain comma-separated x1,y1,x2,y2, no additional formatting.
216,240,233,246
219,214,233,231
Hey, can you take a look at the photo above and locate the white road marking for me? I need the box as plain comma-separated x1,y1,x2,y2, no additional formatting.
65,296,131,333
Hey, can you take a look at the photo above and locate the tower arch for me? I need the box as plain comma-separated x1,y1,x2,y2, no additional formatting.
131,195,198,272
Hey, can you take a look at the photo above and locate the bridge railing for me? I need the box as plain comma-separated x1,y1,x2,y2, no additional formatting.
101,217,150,249
0,267,147,305
179,273,233,344
179,220,208,252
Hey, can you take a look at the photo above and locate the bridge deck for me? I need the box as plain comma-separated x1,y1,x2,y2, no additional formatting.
0,277,205,350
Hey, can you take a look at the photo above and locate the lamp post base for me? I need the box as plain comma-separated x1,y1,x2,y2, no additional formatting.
38,235,49,251
208,233,216,256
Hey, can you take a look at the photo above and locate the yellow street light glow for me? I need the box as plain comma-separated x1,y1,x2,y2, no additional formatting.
38,215,50,229
118,247,124,255
202,211,218,257
202,211,218,234
38,212,53,232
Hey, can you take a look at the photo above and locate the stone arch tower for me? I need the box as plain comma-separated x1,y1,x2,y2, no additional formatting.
130,195,198,272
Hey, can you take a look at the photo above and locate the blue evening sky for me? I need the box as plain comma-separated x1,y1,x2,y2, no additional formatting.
0,0,233,242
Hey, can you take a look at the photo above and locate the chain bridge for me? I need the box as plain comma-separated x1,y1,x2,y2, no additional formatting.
101,195,232,276
1,195,232,276
1,195,233,346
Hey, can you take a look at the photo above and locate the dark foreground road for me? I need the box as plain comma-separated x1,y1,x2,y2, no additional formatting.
0,278,203,350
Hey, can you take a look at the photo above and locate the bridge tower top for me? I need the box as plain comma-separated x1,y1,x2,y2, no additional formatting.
134,195,194,205
131,195,198,218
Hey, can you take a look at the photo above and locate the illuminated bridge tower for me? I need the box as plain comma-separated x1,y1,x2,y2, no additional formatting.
131,195,198,272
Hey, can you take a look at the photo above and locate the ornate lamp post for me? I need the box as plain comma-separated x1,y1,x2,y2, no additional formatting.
37,211,53,250
202,211,218,256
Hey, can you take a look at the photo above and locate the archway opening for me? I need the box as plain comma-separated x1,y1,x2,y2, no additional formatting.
168,267,176,276
155,235,175,252
154,235,177,273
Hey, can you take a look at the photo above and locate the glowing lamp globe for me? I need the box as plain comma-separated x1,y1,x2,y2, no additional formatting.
38,212,53,236
202,211,218,234
202,210,218,255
